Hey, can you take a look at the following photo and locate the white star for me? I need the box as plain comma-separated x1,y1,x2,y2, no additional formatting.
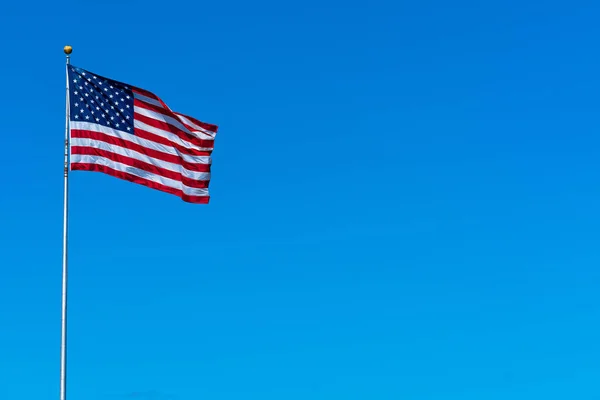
96,118,100,122
74,103,79,107
96,106,100,111
91,99,95,104
74,91,78,95
111,106,114,109
101,114,105,118
80,97,84,102
87,78,91,82
110,85,114,89
95,96,99,100
74,114,79,119
126,105,130,108
104,88,108,92
100,103,104,107
72,79,77,83
109,94,113,98
115,123,120,127
121,98,124,102
127,127,131,131
80,108,84,113
99,82,103,85
91,110,94,114
126,95,130,99
79,86,83,90
85,115,90,120
125,115,130,119
110,116,115,120
84,82,88,85
106,120,110,125
120,108,124,112
85,93,89,97
82,72,86,76
121,119,125,123
115,101,119,105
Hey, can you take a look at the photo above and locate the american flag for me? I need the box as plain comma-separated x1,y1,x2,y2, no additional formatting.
67,65,218,204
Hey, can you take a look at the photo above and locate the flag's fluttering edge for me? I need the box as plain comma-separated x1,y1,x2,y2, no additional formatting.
67,65,218,204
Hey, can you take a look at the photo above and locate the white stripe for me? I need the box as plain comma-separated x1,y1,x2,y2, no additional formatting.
134,105,215,141
134,92,165,109
133,92,216,139
70,121,211,165
71,138,211,181
133,115,213,151
175,113,217,137
71,154,210,197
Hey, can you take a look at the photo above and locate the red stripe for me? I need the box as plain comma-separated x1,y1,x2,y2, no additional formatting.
174,112,219,134
71,147,210,189
134,98,176,119
71,163,210,204
134,110,215,149
133,125,212,156
132,89,218,136
134,100,213,149
71,130,211,172
132,88,177,117
132,87,162,102
71,126,210,158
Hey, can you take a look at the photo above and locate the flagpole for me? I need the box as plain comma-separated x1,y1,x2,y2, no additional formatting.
61,44,72,400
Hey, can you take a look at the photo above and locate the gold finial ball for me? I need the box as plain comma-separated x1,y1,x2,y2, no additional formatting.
64,45,73,55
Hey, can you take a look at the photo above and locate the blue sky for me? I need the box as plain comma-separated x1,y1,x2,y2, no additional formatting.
2,0,600,399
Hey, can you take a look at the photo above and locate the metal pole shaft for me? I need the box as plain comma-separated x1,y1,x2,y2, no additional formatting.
60,48,71,400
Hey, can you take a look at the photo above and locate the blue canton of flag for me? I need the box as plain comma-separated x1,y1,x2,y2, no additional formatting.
68,66,135,133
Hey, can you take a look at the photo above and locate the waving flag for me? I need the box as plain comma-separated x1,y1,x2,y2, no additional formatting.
67,65,218,203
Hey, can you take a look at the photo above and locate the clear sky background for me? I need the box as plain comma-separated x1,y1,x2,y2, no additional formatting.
2,0,600,399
